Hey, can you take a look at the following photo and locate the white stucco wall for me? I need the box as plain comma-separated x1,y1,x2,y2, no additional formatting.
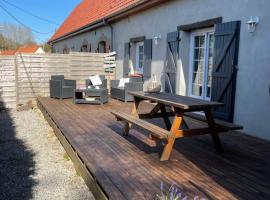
35,47,45,54
52,0,270,140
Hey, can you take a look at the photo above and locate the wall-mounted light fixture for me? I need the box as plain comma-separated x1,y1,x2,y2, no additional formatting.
246,16,259,33
154,34,162,45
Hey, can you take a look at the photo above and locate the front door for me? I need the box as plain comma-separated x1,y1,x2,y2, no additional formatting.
189,28,214,100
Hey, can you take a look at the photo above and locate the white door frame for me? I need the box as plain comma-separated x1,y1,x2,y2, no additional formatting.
188,27,214,101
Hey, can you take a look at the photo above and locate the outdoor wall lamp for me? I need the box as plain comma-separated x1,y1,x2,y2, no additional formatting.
246,16,259,33
154,34,162,45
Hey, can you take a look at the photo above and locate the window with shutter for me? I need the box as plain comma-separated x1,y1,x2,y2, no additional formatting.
211,21,241,122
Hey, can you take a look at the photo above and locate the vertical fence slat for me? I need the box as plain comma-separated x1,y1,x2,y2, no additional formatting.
14,54,19,108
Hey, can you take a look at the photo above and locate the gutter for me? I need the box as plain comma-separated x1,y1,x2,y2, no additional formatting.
49,0,168,44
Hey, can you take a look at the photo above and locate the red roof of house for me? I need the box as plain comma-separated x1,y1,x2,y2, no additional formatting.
0,50,17,55
0,45,41,56
49,0,141,42
17,45,40,53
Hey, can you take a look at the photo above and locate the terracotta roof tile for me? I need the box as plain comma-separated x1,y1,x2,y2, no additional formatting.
0,50,17,55
17,45,40,53
0,45,40,55
49,0,141,42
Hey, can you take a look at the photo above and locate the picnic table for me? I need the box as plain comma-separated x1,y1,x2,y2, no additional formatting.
112,91,242,161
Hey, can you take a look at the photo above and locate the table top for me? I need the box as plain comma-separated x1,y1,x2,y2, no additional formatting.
128,91,223,110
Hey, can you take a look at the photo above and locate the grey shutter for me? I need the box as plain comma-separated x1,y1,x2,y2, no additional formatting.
123,42,130,77
163,31,180,94
143,39,152,80
211,21,241,122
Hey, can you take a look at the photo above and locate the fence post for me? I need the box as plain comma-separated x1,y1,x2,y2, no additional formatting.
14,53,19,108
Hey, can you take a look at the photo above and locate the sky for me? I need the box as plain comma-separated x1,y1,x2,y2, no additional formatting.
0,0,81,44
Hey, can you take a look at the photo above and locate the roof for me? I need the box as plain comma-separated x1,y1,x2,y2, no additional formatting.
49,0,142,42
0,45,41,56
17,45,40,53
0,50,17,55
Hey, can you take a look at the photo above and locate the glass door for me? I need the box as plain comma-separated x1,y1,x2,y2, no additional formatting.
189,29,214,100
135,41,144,74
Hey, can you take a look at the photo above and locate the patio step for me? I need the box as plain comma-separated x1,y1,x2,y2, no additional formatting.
111,110,169,140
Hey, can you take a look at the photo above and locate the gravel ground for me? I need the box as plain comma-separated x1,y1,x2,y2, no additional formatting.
0,108,95,200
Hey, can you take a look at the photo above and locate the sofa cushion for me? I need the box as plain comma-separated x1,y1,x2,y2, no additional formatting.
89,75,102,86
129,73,143,78
118,78,130,88
87,85,100,89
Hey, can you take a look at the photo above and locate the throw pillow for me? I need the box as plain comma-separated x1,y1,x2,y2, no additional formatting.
89,75,102,86
118,78,125,88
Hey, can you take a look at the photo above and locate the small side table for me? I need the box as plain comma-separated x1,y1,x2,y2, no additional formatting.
74,88,108,105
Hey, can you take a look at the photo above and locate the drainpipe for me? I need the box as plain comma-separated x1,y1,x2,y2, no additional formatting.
102,19,114,51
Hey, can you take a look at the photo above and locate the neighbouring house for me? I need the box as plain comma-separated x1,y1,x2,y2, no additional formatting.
16,44,44,54
0,44,44,55
48,0,270,141
0,50,17,55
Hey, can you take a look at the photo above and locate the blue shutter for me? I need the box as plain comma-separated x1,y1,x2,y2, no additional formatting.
164,31,180,94
211,21,241,122
123,42,130,77
143,39,152,80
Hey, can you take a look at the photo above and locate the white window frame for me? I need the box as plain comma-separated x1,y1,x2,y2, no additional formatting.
135,41,144,74
188,28,214,101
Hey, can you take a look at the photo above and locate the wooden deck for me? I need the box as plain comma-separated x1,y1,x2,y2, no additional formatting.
37,97,270,200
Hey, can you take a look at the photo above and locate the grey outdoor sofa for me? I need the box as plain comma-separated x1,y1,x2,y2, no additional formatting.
50,75,76,99
110,77,143,102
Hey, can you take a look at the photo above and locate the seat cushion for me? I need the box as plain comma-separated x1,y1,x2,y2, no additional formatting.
87,85,101,89
63,86,73,89
111,86,125,90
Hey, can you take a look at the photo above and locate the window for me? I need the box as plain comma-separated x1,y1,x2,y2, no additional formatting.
63,48,68,54
189,29,214,100
81,45,88,52
135,41,144,74
98,41,106,53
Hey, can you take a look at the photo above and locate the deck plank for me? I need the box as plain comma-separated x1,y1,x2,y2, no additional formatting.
38,97,270,200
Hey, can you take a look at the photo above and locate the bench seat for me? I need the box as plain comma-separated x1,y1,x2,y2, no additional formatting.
111,110,169,139
184,113,243,131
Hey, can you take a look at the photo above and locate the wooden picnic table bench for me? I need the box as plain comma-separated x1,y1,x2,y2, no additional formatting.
111,91,243,161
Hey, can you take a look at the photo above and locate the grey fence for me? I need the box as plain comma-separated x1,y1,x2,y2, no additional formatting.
0,52,115,109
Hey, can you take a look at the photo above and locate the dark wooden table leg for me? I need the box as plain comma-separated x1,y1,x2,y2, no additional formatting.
123,97,140,136
204,109,223,152
181,119,189,130
160,105,172,130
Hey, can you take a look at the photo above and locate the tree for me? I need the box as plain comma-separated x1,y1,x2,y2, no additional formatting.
42,43,52,53
0,23,36,50
0,34,20,50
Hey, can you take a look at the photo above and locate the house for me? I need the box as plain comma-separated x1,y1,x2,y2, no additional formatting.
49,0,270,141
0,44,44,55
16,44,44,54
0,50,17,55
